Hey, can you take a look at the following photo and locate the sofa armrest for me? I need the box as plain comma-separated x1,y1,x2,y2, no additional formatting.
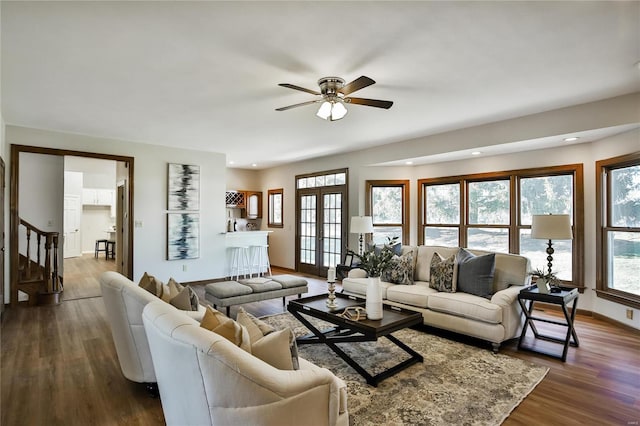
347,268,367,279
490,285,525,308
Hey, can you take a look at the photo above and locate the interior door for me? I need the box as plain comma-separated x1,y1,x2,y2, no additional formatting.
1,158,5,317
63,194,82,258
296,187,347,276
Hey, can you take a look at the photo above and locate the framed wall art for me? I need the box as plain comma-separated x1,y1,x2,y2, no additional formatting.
168,163,200,210
167,213,200,260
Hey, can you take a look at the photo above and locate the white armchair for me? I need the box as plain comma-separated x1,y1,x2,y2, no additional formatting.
142,301,349,426
99,271,205,387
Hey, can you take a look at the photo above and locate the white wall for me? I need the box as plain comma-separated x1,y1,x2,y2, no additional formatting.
7,126,228,283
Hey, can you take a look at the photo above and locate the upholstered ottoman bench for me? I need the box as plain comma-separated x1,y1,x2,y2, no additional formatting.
204,275,308,316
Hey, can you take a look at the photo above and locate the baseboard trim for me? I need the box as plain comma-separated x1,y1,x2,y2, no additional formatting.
533,302,640,333
592,312,640,333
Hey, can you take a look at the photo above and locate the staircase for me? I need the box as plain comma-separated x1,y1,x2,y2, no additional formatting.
18,219,63,305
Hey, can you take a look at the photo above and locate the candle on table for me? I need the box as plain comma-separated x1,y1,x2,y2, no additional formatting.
327,267,336,282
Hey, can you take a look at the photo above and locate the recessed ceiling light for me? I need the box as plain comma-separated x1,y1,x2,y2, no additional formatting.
405,161,413,165
228,160,235,165
251,163,257,167
563,137,579,142
471,151,481,156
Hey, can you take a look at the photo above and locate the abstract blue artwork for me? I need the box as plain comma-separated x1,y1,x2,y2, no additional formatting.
168,163,200,210
167,213,199,260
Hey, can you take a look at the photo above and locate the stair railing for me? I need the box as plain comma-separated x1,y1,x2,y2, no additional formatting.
19,218,61,294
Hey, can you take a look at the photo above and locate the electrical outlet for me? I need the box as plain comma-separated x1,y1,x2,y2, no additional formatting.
134,220,143,228
182,264,187,272
47,219,54,227
626,309,633,320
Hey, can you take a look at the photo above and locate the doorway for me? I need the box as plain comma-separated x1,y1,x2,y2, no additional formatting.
295,169,348,277
9,145,134,306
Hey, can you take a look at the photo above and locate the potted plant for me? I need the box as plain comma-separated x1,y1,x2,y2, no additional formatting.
348,237,399,320
530,268,560,294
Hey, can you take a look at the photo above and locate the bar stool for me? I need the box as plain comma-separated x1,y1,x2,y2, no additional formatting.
95,239,108,258
106,240,116,260
228,246,251,280
250,244,272,277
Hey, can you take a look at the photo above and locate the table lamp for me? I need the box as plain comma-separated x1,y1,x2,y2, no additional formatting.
531,214,573,280
350,216,374,255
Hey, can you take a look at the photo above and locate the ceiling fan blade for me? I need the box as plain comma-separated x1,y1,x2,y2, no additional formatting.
275,100,321,111
339,76,375,96
278,83,321,96
346,97,393,109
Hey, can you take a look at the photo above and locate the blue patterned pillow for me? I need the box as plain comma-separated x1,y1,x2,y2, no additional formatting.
382,252,414,284
428,252,458,292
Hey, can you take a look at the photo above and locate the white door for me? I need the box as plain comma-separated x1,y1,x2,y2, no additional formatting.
64,195,82,258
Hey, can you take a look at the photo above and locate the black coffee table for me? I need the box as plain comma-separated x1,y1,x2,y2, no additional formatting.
287,292,423,386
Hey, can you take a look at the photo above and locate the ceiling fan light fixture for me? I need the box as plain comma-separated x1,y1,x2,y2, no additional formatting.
316,101,332,120
331,101,348,120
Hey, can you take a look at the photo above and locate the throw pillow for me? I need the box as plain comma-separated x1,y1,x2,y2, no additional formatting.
251,328,299,371
429,252,458,292
169,285,199,311
139,272,164,298
381,252,414,284
456,248,496,299
200,306,251,352
236,307,299,370
160,277,184,303
368,242,403,256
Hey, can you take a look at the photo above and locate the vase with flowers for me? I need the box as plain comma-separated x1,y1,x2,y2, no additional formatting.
348,237,398,320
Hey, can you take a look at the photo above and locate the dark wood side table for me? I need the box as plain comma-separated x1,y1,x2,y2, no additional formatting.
517,285,579,362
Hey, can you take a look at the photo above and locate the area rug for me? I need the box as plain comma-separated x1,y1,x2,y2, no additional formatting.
261,312,548,426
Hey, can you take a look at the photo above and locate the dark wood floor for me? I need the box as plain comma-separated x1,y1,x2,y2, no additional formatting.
1,262,639,426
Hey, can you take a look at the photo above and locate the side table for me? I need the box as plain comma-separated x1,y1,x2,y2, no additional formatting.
517,285,579,362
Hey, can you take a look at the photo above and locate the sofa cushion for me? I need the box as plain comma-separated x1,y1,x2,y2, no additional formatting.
206,281,253,298
239,279,282,293
341,277,395,299
457,248,496,299
236,307,299,370
427,292,502,324
139,272,164,298
270,275,308,289
414,246,459,282
200,306,251,351
381,251,414,285
386,283,437,309
429,252,458,293
169,285,199,311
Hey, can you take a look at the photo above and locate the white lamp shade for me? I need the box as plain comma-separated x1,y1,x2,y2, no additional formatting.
350,216,374,234
316,102,332,120
531,214,573,240
331,102,348,120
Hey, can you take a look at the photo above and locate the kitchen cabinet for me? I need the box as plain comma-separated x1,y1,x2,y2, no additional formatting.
82,188,115,206
244,191,262,218
225,191,245,208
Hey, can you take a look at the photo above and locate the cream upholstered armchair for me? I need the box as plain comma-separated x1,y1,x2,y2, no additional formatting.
142,301,349,426
100,271,205,389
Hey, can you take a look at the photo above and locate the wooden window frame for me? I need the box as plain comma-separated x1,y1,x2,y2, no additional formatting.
267,188,284,228
365,180,410,245
418,164,584,289
595,152,640,309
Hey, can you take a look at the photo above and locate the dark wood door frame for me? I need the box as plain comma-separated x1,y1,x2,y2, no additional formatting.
9,144,135,306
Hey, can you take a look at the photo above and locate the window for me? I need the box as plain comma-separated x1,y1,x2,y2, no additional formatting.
419,164,583,287
596,152,640,308
365,180,410,245
267,188,283,228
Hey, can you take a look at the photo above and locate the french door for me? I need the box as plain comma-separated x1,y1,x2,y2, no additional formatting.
296,186,348,277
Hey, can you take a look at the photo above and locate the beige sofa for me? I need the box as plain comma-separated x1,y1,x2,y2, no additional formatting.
143,301,349,426
100,271,206,386
342,246,532,351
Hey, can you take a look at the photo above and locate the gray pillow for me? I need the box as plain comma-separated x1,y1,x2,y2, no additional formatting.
456,248,496,299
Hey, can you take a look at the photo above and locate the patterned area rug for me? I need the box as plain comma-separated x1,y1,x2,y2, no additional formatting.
261,312,548,426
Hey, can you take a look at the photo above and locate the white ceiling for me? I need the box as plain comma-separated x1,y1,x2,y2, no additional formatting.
2,1,639,169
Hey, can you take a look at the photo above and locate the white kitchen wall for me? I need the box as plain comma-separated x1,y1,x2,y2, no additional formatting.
7,126,228,283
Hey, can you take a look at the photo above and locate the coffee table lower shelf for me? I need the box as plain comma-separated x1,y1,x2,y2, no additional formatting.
287,293,424,387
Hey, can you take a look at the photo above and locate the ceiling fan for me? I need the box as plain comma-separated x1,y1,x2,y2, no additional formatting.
276,76,393,121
